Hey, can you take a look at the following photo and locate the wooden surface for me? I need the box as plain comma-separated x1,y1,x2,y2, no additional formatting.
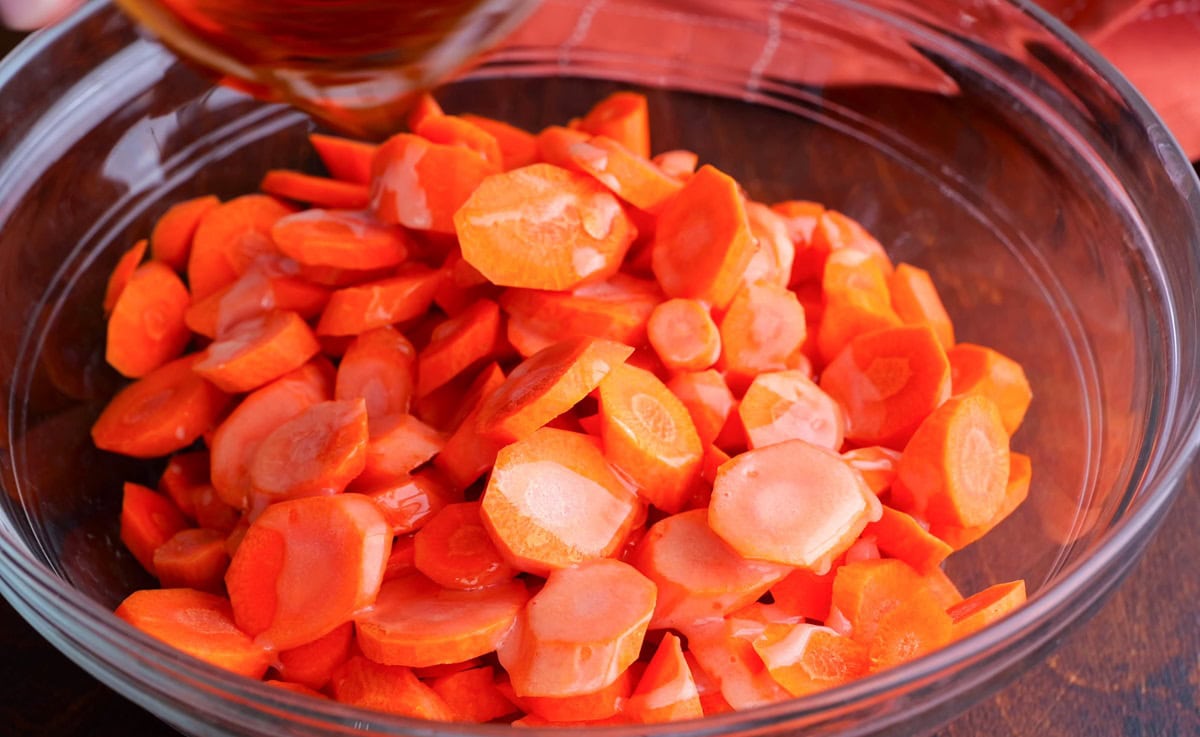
1,24,1199,737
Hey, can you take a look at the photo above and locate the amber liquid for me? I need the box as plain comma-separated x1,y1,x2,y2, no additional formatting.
114,0,540,139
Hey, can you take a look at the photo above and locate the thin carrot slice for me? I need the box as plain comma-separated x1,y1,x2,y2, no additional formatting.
475,336,634,444
275,621,355,691
406,92,444,131
498,274,663,347
746,622,869,697
718,281,808,388
106,261,192,378
770,564,840,622
647,298,721,372
813,209,893,277
626,632,703,724
455,163,637,291
432,363,508,490
383,534,417,581
415,299,504,397
632,509,790,630
209,361,332,508
415,114,504,169
892,394,1011,527
818,324,952,449
769,200,826,285
498,558,655,698
92,356,230,459
260,170,371,210
120,482,190,576
889,263,955,349
652,149,699,180
922,566,964,608
481,427,642,575
523,665,638,722
414,502,516,590
652,165,755,310
862,505,953,572
329,655,454,720
666,369,736,447
816,249,903,364
866,585,953,671
842,445,902,495
830,558,945,648
566,135,682,213
316,264,442,336
682,651,734,716
947,343,1033,435
151,196,220,272
158,449,210,518
225,494,391,650
371,132,499,234
355,572,528,667
152,528,230,594
429,666,519,723
104,238,149,313
115,588,270,678
738,370,844,451
189,194,295,299
535,125,590,170
578,91,651,159
743,202,797,289
597,363,703,513
194,310,321,394
270,209,410,270
185,271,330,339
249,399,369,501
929,451,1031,549
683,619,790,710
334,325,416,424
946,580,1027,639
309,133,378,185
357,468,456,535
460,113,538,170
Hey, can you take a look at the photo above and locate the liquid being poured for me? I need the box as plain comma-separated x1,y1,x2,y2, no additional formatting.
113,0,542,139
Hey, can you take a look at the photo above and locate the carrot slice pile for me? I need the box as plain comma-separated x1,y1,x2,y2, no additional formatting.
95,90,1035,725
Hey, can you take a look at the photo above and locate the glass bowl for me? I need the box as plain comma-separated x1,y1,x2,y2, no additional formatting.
2,1,1199,736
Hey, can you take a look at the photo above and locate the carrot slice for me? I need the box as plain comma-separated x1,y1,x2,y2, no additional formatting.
771,200,826,285
406,92,444,131
249,399,369,501
151,196,220,272
647,298,721,372
947,343,1033,435
432,363,509,490
666,369,735,448
566,135,683,213
270,209,410,270
523,665,638,722
892,394,1011,527
889,263,955,349
842,445,902,495
498,558,655,698
455,163,637,291
743,202,797,289
115,588,270,678
185,270,330,339
225,494,391,650
830,558,947,650
866,585,953,671
429,666,519,723
371,132,499,234
260,170,371,210
415,298,504,397
929,451,1031,549
498,274,663,347
535,125,591,170
652,165,755,309
275,621,355,691
315,264,442,336
106,261,192,378
309,133,378,185
710,440,881,569
357,468,456,535
818,324,952,449
152,528,230,594
597,362,703,513
578,91,651,159
862,505,953,572
770,565,840,622
816,249,903,364
747,622,869,697
475,336,634,444
355,572,529,667
189,194,295,299
460,113,538,170
413,502,516,590
813,209,893,277
946,579,1027,639
329,655,454,720
922,566,965,609
194,310,321,394
415,114,504,169
92,356,229,459
632,509,790,630
718,281,808,387
334,325,416,424
104,238,149,313
480,427,642,575
738,369,844,451
626,632,703,724
120,482,190,577
157,449,211,518
683,619,790,710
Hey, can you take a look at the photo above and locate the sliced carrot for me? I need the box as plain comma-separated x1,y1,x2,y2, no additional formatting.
535,125,590,170
889,263,955,349
104,238,149,313
249,399,369,501
355,572,528,667
498,274,663,347
892,394,1010,527
225,494,391,650
355,409,437,484
818,324,952,449
371,132,499,234
334,325,416,424
270,209,410,270
92,356,230,459
922,566,964,609
710,440,881,569
174,483,239,535
406,92,444,131
115,588,270,678
152,528,229,594
413,501,515,590
652,165,755,310
770,565,839,623
632,509,790,630
151,196,220,272
578,91,651,159
189,194,295,299
329,655,454,720
746,622,869,697
652,149,699,179
416,298,504,397
738,369,844,451
194,310,321,394
120,482,190,577
460,113,538,170
626,632,703,724
566,135,682,213
718,281,807,389
475,336,633,444
666,369,735,447
866,585,953,671
455,163,637,291
597,363,702,513
813,209,893,277
358,468,456,535
929,451,1031,549
681,652,734,716
106,261,192,378
429,666,519,723
185,270,330,339
260,169,371,210
830,558,946,649
946,580,1027,639
498,558,655,698
384,534,417,581
683,619,790,710
947,343,1033,435
842,445,902,496
816,249,902,365
432,364,509,490
862,505,953,572
647,298,721,372
309,133,378,185
315,263,442,336
523,665,637,722
275,621,355,691
415,114,504,169
769,200,826,285
743,202,796,289
158,449,210,518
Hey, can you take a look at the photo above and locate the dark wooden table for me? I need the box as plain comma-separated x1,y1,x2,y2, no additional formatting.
1,24,1198,737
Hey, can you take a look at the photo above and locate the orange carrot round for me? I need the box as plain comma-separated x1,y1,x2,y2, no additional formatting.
270,209,410,270
106,261,192,378
103,238,149,313
413,501,515,590
150,196,220,272
647,298,722,372
371,132,498,234
738,369,844,451
194,310,321,394
249,399,369,501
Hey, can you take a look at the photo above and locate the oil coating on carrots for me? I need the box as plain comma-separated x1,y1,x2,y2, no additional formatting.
96,90,1033,725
